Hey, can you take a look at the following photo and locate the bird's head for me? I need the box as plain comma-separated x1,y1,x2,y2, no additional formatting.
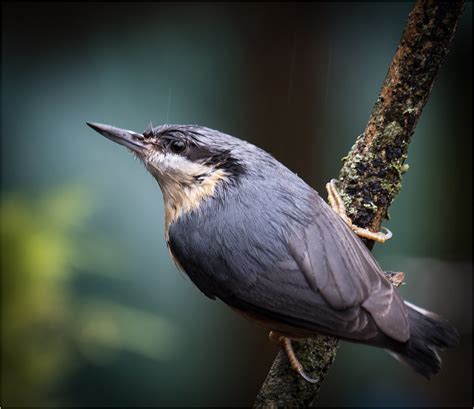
87,122,250,228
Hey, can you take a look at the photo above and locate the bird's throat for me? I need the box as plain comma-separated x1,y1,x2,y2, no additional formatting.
161,169,227,240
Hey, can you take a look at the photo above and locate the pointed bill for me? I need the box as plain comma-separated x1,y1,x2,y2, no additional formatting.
86,122,147,154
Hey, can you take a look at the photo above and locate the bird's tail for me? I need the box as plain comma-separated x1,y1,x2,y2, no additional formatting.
388,301,459,378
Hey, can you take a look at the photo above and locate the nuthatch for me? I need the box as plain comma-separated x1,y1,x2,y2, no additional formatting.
87,121,459,381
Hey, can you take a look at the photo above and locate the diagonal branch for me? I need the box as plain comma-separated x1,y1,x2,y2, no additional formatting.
253,1,465,407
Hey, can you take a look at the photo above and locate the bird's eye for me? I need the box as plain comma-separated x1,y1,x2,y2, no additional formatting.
169,139,187,154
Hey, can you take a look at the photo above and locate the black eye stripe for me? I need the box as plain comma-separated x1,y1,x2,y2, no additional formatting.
155,127,246,176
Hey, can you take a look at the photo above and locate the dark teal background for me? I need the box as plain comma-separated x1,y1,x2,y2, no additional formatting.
2,2,472,407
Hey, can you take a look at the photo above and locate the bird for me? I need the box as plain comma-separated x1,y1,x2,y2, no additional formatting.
87,121,459,381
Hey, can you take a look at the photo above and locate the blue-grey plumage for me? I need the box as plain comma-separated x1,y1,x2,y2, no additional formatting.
87,121,459,379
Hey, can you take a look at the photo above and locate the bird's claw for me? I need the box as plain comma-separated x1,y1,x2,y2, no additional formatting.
297,368,319,384
326,178,392,244
269,331,319,384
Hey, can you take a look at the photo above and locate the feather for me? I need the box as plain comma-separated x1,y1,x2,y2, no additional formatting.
288,195,409,342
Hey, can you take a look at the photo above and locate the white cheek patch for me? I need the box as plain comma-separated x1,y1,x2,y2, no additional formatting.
146,151,210,180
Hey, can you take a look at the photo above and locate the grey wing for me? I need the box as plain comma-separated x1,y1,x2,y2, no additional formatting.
224,194,409,343
287,194,409,342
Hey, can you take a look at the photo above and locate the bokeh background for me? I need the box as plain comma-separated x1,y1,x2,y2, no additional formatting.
2,2,472,407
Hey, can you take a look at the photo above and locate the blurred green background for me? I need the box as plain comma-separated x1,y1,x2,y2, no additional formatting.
2,2,472,407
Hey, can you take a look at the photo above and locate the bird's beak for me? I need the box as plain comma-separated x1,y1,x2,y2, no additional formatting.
86,122,147,154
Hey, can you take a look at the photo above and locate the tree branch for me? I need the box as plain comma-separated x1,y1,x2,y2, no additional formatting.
253,1,464,407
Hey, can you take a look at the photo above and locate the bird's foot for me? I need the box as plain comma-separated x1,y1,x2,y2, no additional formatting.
384,271,405,288
268,331,319,384
326,179,392,244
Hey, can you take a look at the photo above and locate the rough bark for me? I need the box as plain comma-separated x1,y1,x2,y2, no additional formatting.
338,0,465,241
254,1,464,407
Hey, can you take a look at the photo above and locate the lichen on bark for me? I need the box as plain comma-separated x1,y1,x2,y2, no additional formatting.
338,0,465,233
